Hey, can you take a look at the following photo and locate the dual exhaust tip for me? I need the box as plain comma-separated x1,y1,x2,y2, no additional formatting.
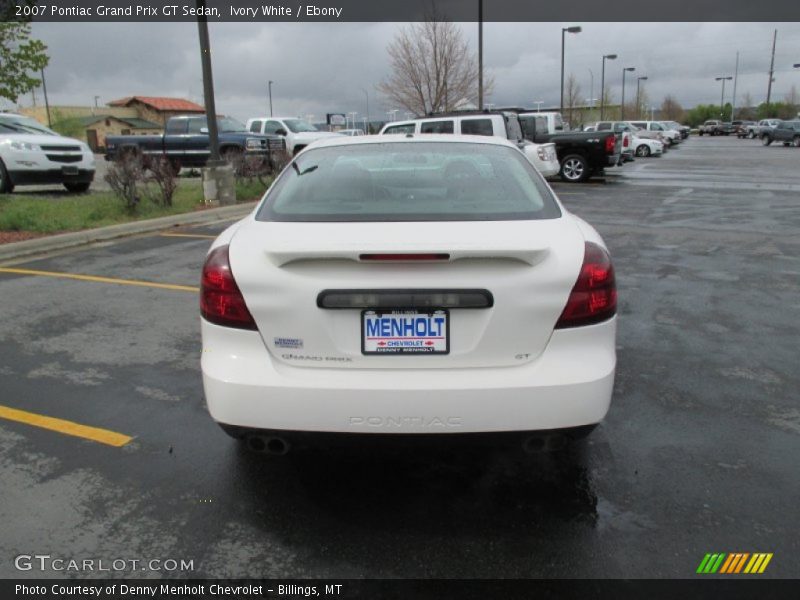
245,434,290,456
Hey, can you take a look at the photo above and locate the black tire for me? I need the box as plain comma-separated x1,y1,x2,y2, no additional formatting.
64,182,91,193
559,154,590,183
762,136,773,146
748,131,756,139
783,142,791,147
793,136,800,148
699,131,704,136
635,144,651,157
0,159,14,194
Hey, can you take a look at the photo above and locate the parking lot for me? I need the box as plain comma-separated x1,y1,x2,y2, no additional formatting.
0,135,798,579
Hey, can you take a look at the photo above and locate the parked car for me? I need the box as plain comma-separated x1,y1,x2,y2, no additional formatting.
698,120,720,136
754,119,783,139
0,112,95,194
338,129,365,136
632,135,664,157
246,116,343,155
105,115,285,172
733,120,755,138
629,121,682,145
661,121,690,139
379,111,560,179
714,122,735,136
200,135,617,453
761,120,800,146
516,112,624,180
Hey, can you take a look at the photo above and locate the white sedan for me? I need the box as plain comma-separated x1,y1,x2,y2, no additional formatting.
633,135,664,157
200,135,617,454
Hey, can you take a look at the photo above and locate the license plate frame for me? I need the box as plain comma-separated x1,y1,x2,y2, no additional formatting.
361,309,449,355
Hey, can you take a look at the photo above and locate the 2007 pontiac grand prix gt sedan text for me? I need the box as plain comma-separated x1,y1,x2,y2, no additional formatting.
200,135,617,454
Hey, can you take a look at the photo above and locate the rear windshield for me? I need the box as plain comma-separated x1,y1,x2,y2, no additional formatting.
256,142,561,222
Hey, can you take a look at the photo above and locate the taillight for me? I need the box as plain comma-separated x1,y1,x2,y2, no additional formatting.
200,245,257,330
604,134,615,154
623,134,629,148
555,242,617,329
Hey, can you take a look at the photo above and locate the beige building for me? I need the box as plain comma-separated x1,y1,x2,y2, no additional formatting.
79,115,162,151
107,96,205,127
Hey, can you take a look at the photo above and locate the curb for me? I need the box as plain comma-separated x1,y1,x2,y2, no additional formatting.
0,201,257,263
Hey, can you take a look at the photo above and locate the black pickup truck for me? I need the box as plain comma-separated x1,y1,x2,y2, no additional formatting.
515,111,622,182
105,115,285,172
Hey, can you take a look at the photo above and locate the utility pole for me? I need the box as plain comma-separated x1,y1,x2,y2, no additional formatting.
478,0,483,110
196,0,233,205
766,29,777,105
731,51,739,121
268,80,274,117
41,68,51,127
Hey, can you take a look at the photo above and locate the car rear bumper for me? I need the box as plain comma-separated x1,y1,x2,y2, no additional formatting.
201,317,616,435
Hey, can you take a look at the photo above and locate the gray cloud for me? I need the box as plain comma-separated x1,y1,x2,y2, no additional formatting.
12,21,800,122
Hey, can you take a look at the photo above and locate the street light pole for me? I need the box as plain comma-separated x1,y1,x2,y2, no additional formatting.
621,67,635,120
560,26,582,115
716,76,733,118
360,88,369,133
600,54,617,120
636,76,648,119
197,0,220,163
268,80,274,117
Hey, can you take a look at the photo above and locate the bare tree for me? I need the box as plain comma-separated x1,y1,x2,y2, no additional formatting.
564,74,583,127
784,85,799,110
660,95,684,121
377,10,491,116
739,91,755,119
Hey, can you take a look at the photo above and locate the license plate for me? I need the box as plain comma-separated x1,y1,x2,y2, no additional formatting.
61,166,79,175
362,310,449,355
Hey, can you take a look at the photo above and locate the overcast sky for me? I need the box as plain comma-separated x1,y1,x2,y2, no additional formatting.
10,22,800,123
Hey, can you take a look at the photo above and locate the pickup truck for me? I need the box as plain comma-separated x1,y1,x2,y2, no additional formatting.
748,119,783,139
518,112,622,181
761,120,800,146
378,110,561,179
698,120,720,136
105,115,285,172
245,116,343,155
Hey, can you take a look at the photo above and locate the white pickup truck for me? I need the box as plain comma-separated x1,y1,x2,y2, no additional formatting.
245,117,342,155
378,111,560,179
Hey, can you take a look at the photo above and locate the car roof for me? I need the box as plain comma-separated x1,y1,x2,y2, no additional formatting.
306,134,519,150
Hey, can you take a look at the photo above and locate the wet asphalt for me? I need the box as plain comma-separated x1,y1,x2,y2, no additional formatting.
0,135,798,579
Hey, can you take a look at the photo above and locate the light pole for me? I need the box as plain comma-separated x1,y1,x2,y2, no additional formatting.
600,54,617,120
587,68,594,109
621,67,635,120
560,26,582,115
268,80,274,117
533,100,543,112
360,88,369,133
635,76,648,119
715,76,733,119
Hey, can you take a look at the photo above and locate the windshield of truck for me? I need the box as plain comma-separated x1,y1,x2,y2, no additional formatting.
554,113,564,131
284,119,319,133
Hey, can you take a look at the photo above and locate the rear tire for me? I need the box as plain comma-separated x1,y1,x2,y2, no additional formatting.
0,159,13,194
762,136,773,146
748,131,756,139
64,182,91,193
559,154,590,183
793,136,800,148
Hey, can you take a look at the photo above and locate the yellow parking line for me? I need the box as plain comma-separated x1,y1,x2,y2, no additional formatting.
0,267,198,292
160,233,216,239
0,404,133,447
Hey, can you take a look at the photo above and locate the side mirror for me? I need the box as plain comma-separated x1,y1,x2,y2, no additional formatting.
276,128,287,136
200,127,209,134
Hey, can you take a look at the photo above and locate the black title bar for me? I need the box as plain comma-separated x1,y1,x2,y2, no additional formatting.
1,0,799,22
